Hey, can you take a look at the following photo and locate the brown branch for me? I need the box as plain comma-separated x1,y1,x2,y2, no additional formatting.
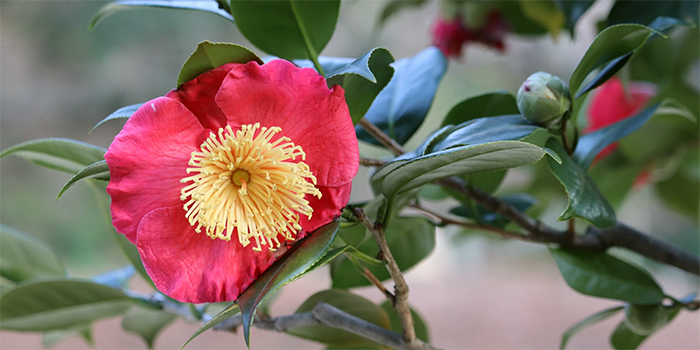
351,206,417,346
358,118,407,155
360,157,388,167
363,267,396,302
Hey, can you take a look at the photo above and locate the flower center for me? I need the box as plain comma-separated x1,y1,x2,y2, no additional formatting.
180,123,322,252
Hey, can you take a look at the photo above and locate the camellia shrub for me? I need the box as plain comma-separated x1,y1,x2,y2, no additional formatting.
1,0,698,349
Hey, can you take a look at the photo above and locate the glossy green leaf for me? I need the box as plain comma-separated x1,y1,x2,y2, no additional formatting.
520,0,564,37
431,115,542,152
554,0,595,36
550,248,665,304
0,224,67,283
122,307,176,349
177,41,262,87
440,91,519,127
238,221,339,347
546,139,616,228
379,141,548,200
89,0,234,30
90,103,143,133
287,289,391,346
574,52,633,98
92,266,135,289
57,160,110,199
356,47,447,145
379,301,429,343
560,306,623,349
331,216,435,289
229,0,340,62
0,138,106,175
180,303,239,350
326,48,395,125
573,104,659,170
0,279,133,331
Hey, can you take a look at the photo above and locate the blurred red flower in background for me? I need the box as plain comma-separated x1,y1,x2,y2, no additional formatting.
105,60,358,303
431,10,510,58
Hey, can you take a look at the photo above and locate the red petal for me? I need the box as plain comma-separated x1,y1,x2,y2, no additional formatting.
587,77,656,131
136,206,278,303
214,60,359,188
106,97,206,242
166,65,234,131
296,183,352,241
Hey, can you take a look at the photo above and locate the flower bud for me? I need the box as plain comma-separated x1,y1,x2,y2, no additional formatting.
623,304,668,335
516,71,571,128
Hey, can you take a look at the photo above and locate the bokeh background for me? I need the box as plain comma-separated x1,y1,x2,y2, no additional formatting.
1,0,698,349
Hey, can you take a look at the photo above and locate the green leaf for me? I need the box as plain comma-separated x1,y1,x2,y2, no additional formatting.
0,224,67,283
378,141,548,201
0,279,133,331
574,52,633,98
229,0,340,63
379,301,429,343
0,138,106,175
177,41,262,87
606,1,699,27
431,115,542,152
450,193,538,228
496,1,548,35
560,306,623,349
42,323,93,348
326,48,395,125
90,103,143,134
89,0,234,30
554,0,595,36
356,47,447,146
377,0,427,26
573,104,659,170
180,303,239,350
122,307,176,349
331,216,435,289
610,319,648,350
549,248,665,304
57,160,110,200
286,289,391,346
440,91,519,127
238,221,339,347
546,138,616,228
520,0,565,37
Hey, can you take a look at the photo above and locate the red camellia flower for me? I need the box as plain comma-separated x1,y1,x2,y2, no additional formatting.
105,60,358,303
587,77,656,160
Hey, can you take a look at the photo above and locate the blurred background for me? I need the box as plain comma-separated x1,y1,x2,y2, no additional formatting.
1,0,698,349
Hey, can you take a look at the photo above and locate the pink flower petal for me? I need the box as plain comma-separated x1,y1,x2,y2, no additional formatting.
214,60,359,188
106,97,207,242
166,65,232,131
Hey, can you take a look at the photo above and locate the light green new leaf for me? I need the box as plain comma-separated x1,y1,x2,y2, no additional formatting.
229,0,340,62
286,289,391,346
0,279,134,331
177,41,262,87
0,138,106,175
550,248,665,305
326,47,395,125
89,0,234,30
122,307,176,349
546,138,616,228
237,221,339,347
0,224,67,283
57,160,110,199
560,306,623,349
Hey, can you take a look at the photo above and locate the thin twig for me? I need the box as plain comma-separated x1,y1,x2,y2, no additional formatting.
360,157,388,167
363,267,396,302
351,206,417,345
358,118,407,155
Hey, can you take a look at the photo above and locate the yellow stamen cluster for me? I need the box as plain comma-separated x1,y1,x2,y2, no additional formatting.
180,123,322,251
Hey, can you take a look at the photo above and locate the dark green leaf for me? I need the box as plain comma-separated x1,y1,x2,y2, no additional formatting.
331,217,434,289
431,115,542,152
90,103,143,134
326,48,395,125
238,221,339,347
57,160,110,199
574,104,659,170
92,266,135,289
229,0,340,62
554,0,595,36
550,248,665,304
0,279,133,331
560,306,623,349
89,0,234,30
546,138,616,228
379,141,549,200
450,193,537,228
623,303,667,335
287,289,391,346
0,224,67,283
610,319,648,350
440,91,519,127
177,41,262,87
574,52,633,98
379,301,429,343
180,303,239,350
122,307,176,349
356,47,447,145
0,138,106,175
